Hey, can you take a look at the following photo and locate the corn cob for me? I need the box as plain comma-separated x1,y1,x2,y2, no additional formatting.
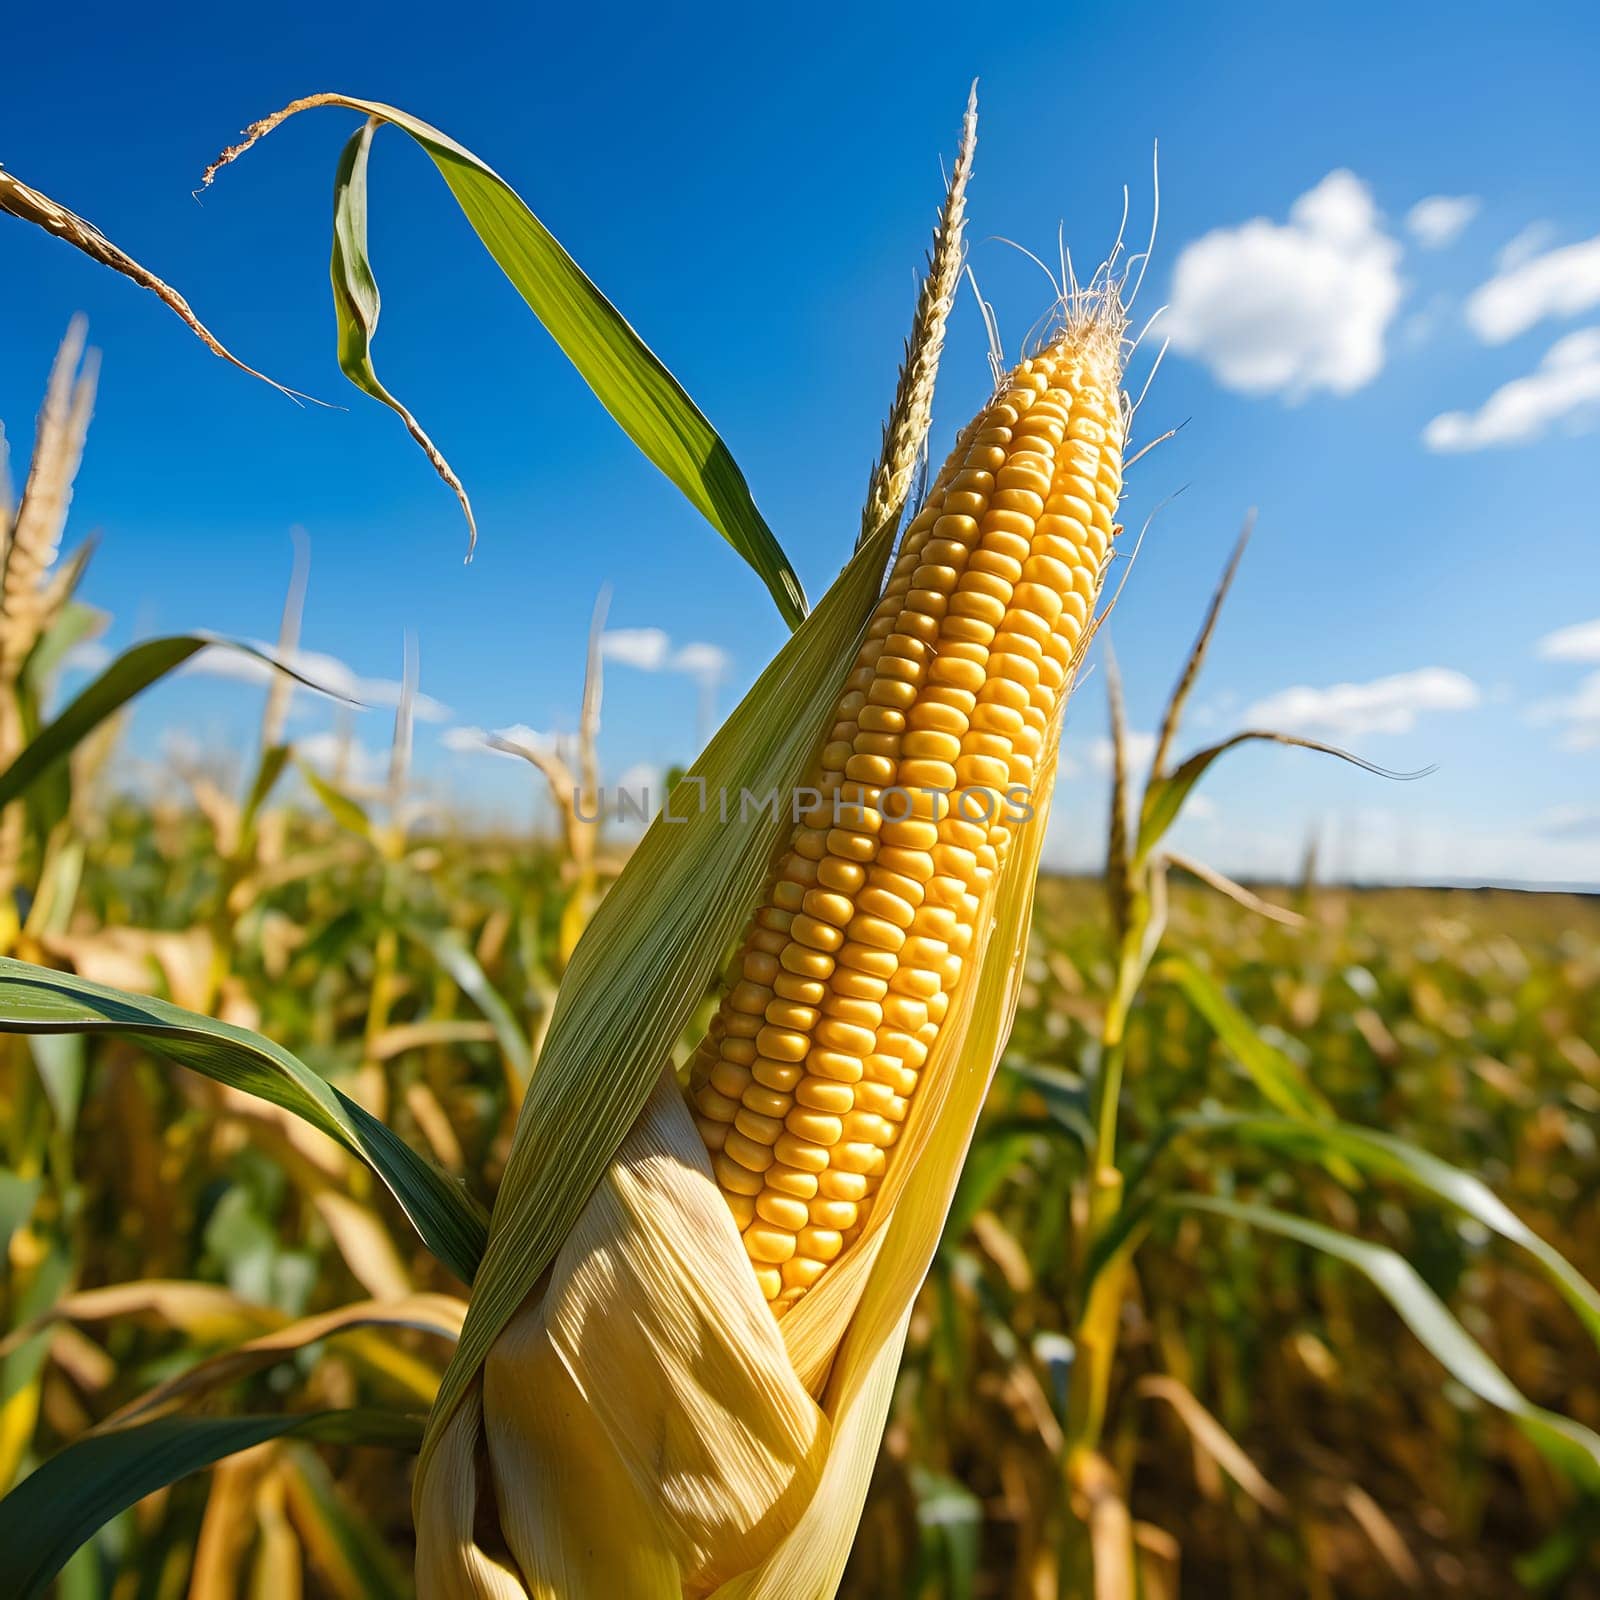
689,317,1125,1314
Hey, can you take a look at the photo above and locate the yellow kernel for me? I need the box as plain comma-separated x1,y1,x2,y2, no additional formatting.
821,994,881,1027
831,968,888,1002
757,1025,811,1063
780,1255,829,1289
794,1078,854,1114
797,1227,844,1262
765,1163,819,1199
756,1191,810,1232
882,994,928,1030
856,887,915,928
814,1018,876,1055
836,942,898,980
746,1225,797,1264
972,703,1024,736
817,1169,869,1202
826,827,878,862
785,1107,844,1146
848,914,906,953
865,1056,918,1094
751,1058,804,1091
693,1114,727,1151
708,1059,752,1098
790,912,845,953
742,951,780,984
846,753,897,785
845,1111,896,1147
899,758,956,789
828,1142,880,1177
727,980,771,1015
694,1086,739,1121
802,889,856,928
773,1133,829,1172
733,1107,784,1145
714,1152,766,1195
854,1081,907,1119
902,729,962,762
817,857,866,893
809,1198,859,1230
807,1049,865,1083
928,657,986,692
958,755,1011,787
764,999,817,1031
867,679,918,710
779,943,834,980
941,616,995,646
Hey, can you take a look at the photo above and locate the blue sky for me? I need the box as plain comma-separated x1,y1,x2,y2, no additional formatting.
3,0,1598,886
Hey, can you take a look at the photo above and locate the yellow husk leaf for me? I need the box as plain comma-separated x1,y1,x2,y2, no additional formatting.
712,706,1068,1599
416,1075,829,1598
415,709,1067,1599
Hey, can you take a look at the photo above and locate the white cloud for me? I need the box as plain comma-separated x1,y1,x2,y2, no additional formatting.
1406,194,1479,250
1423,327,1600,451
1245,667,1480,737
671,641,731,680
1084,729,1158,776
1465,233,1600,343
439,723,558,760
1164,170,1403,398
1530,670,1600,752
600,627,671,671
295,730,386,784
183,641,450,721
62,638,112,674
1497,222,1558,273
602,628,730,680
1537,618,1600,663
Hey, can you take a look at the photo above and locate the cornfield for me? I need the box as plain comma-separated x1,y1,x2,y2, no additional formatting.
2,81,1598,1600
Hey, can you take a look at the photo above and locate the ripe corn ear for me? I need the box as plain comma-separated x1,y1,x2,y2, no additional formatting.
689,319,1125,1313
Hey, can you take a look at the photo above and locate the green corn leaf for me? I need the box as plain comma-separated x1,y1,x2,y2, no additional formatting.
331,118,475,552
0,1408,423,1600
206,95,806,627
279,1442,417,1599
0,636,354,812
1175,1196,1600,1493
910,1468,981,1600
297,758,373,840
939,1127,1044,1253
997,1057,1097,1147
1136,731,1424,868
1186,1113,1600,1352
420,504,900,1469
401,921,532,1087
238,742,291,851
20,596,104,702
27,1034,85,1136
1145,514,1253,788
107,1294,465,1427
0,959,486,1283
1155,955,1332,1121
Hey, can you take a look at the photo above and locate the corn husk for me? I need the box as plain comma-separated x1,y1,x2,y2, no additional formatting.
414,706,1066,1598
